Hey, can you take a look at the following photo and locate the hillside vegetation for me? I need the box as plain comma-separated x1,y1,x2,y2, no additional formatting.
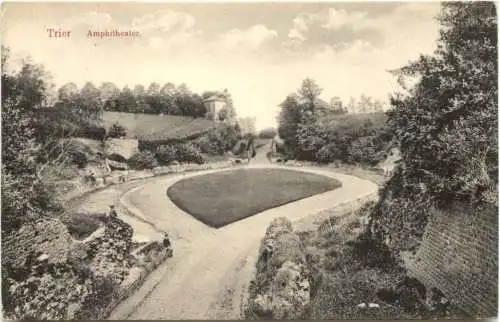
276,81,393,166
369,2,498,253
250,2,497,320
102,111,215,141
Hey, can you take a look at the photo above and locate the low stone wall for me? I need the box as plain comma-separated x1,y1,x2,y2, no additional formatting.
59,161,236,203
94,242,172,320
403,203,498,317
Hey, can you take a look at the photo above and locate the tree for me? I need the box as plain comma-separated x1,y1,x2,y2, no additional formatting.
1,47,63,234
277,94,302,149
160,82,177,97
116,86,136,112
298,78,322,114
99,82,120,110
371,2,497,250
133,84,146,98
145,82,163,114
80,82,103,120
107,122,127,138
160,83,179,115
147,82,161,95
58,82,79,101
358,94,373,114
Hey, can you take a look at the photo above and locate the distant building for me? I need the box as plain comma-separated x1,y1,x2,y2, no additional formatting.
203,92,228,121
238,117,257,135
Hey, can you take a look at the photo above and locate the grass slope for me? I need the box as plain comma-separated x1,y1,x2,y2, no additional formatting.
167,168,341,228
102,111,215,141
322,112,388,128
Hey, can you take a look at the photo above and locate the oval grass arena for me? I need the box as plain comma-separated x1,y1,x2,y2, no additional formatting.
167,168,342,228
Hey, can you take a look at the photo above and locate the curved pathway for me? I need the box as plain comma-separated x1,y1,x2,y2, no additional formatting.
107,161,377,320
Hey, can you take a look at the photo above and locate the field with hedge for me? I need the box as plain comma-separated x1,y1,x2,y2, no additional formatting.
102,111,216,141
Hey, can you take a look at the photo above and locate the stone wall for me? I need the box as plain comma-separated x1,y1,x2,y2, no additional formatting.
58,161,236,203
403,204,498,317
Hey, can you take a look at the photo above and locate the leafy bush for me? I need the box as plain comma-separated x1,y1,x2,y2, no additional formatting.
128,151,158,170
198,124,240,155
177,142,204,164
76,123,106,141
107,122,127,138
348,136,387,166
155,144,179,165
316,143,342,163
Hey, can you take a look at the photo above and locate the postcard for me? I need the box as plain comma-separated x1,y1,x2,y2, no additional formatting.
1,1,497,320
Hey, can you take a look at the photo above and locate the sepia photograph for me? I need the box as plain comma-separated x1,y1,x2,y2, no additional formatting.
0,1,498,320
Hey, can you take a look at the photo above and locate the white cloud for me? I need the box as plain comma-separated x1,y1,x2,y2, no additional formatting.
322,8,367,30
217,24,277,51
132,10,196,33
287,14,310,42
66,11,112,28
131,10,202,50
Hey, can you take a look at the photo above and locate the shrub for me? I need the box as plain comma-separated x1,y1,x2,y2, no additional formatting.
77,124,106,141
348,136,386,166
200,124,240,155
155,145,179,165
177,142,204,164
128,151,158,170
316,143,342,164
107,122,127,138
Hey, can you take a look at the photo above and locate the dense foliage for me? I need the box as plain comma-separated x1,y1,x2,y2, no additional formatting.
155,143,204,165
370,2,498,252
1,47,64,234
58,81,237,120
107,122,127,138
195,123,241,155
276,79,392,165
128,151,159,170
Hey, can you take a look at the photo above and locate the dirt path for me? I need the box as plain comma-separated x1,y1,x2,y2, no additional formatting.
107,162,378,320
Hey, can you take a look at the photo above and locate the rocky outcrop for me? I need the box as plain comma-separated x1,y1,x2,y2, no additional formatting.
3,215,135,320
247,217,311,320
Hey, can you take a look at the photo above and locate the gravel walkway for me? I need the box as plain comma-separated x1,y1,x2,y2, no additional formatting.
106,163,378,320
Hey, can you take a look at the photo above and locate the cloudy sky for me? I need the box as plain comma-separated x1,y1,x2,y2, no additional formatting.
1,2,441,129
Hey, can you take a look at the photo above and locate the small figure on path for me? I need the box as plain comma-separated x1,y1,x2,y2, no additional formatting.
163,232,173,257
108,205,118,219
163,233,171,248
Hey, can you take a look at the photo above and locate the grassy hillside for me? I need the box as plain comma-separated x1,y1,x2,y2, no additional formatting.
102,111,215,141
321,112,388,133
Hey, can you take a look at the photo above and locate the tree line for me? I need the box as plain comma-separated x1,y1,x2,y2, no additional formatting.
56,81,236,119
